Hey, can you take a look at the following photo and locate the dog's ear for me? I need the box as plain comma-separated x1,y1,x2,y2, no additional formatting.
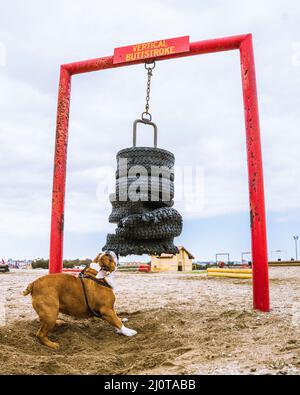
93,253,102,263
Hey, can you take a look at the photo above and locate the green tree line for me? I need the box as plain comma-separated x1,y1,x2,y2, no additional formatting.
32,258,92,269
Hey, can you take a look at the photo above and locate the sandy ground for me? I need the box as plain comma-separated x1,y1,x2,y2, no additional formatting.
0,268,300,375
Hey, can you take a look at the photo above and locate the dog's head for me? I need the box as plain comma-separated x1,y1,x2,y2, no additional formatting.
93,251,118,274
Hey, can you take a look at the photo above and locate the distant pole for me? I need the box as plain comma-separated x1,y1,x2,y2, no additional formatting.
242,251,251,264
294,236,299,261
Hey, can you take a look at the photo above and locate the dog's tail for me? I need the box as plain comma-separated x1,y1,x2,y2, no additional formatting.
23,282,34,296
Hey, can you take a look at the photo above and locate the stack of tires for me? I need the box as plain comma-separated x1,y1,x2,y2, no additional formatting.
103,147,183,256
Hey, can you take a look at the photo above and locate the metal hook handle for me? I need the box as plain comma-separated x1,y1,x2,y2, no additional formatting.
133,119,158,148
145,61,156,70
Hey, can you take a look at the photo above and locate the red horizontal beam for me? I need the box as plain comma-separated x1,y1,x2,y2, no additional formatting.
63,34,250,75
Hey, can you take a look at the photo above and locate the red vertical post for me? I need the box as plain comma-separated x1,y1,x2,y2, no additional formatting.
49,66,72,274
239,35,270,311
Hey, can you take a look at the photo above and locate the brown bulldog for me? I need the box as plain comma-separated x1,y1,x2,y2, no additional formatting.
23,251,137,350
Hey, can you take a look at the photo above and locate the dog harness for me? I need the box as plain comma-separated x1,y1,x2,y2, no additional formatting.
78,272,112,318
78,251,118,318
79,272,112,289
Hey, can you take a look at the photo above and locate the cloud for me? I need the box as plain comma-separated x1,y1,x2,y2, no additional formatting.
0,0,300,258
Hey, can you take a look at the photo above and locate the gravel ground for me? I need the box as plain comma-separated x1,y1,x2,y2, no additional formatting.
0,267,299,375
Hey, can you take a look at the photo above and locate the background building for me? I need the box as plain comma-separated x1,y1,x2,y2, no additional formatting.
151,246,194,272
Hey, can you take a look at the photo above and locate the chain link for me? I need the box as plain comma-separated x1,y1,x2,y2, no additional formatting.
142,61,155,122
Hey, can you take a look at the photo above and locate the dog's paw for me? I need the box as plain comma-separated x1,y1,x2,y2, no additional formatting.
50,342,60,351
123,327,137,337
116,325,137,337
43,340,60,350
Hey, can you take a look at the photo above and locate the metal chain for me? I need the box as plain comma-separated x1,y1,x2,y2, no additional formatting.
142,61,156,122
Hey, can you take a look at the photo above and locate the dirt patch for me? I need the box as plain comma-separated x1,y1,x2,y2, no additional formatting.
0,269,300,375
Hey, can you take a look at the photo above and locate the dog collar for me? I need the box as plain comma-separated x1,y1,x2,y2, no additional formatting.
89,261,117,279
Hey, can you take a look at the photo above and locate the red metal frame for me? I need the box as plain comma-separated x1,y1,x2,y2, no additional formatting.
49,34,270,312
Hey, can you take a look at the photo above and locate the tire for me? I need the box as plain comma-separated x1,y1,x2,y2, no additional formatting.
116,222,183,240
110,191,174,206
116,177,175,200
116,168,175,182
142,199,175,208
117,176,174,189
119,208,182,228
110,196,149,210
109,205,150,224
109,198,176,224
116,167,174,181
117,147,175,167
103,234,179,256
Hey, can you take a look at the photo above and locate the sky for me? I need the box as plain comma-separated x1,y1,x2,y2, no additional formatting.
0,0,299,261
